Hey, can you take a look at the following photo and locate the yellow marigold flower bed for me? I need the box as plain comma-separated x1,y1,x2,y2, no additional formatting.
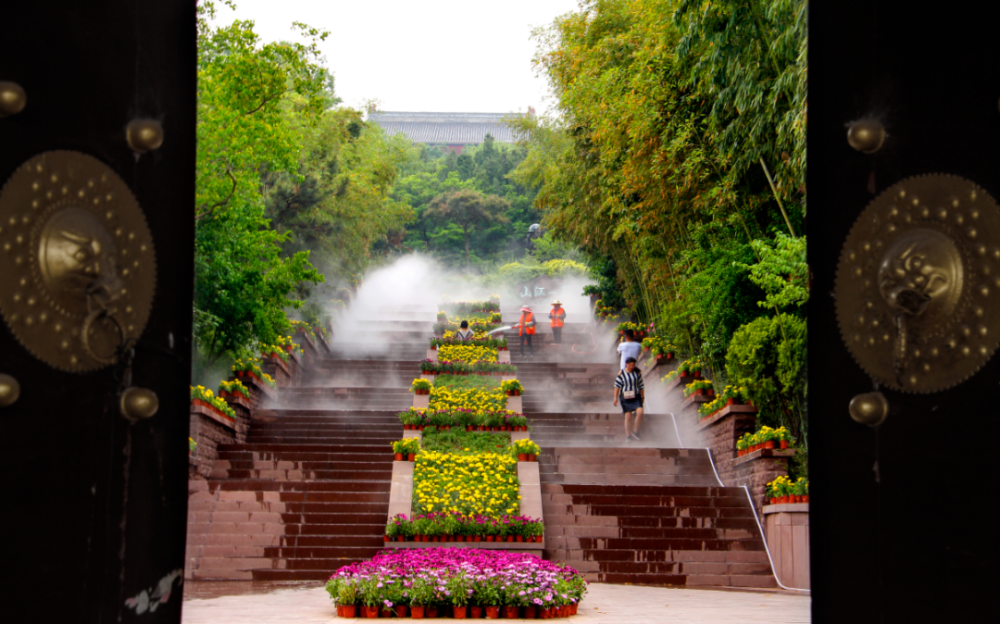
429,385,507,411
413,451,520,518
438,344,498,364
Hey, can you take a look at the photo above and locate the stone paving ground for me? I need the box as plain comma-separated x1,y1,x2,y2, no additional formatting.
181,582,811,624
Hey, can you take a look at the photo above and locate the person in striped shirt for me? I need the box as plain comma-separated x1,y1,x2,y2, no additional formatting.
613,357,645,441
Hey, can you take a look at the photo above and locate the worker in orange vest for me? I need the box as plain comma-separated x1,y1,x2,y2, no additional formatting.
517,305,536,357
549,299,566,344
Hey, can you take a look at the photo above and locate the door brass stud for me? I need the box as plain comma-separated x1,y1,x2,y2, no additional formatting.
0,82,26,118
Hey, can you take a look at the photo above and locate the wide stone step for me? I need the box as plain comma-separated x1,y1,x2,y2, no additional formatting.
215,469,395,481
539,474,719,486
250,567,362,582
246,436,399,445
207,480,391,496
222,460,396,472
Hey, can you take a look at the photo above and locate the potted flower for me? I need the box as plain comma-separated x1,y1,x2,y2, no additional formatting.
336,582,358,618
683,379,715,397
188,437,197,456
736,437,747,457
501,379,524,397
411,378,433,395
514,439,541,462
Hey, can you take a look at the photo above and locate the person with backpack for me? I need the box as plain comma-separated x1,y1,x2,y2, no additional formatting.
517,305,536,357
612,357,645,441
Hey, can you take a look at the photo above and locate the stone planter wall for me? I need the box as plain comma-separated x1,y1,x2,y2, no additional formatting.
763,503,810,589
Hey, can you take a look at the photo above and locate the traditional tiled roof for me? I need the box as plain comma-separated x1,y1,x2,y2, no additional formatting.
368,111,524,145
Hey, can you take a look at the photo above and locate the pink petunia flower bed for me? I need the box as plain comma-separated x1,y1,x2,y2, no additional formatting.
325,548,587,619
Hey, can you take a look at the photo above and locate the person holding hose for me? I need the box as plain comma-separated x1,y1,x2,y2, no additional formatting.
517,305,536,357
612,357,645,441
549,300,566,344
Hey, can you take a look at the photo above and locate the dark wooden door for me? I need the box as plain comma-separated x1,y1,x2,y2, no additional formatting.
810,2,1000,622
1,2,195,622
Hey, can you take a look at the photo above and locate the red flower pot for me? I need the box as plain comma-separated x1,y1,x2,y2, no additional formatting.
361,605,378,618
394,453,403,461
524,606,537,619
540,607,552,619
467,426,473,431
456,535,465,542
518,453,528,461
764,440,776,449
341,605,357,617
383,535,390,542
453,606,467,619
770,498,778,505
803,495,810,503
411,605,425,619
397,535,406,542
471,606,483,618
570,604,578,615
407,453,415,461
474,536,482,542
426,607,438,618
516,535,524,542
529,454,537,462
396,605,408,618
780,439,789,449
486,535,495,542
504,606,519,618
486,606,500,619
422,535,430,542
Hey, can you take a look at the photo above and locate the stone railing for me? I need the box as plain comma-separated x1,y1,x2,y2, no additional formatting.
667,375,795,516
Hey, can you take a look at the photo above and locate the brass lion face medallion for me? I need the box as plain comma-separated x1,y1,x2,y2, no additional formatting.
0,151,156,372
836,174,1000,393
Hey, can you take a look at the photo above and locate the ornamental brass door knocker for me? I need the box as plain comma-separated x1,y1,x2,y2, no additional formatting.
836,174,1000,393
0,151,156,372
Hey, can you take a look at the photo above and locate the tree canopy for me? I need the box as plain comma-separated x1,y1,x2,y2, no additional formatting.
511,0,809,446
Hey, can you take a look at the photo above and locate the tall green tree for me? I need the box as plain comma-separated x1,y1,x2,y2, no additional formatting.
424,189,510,271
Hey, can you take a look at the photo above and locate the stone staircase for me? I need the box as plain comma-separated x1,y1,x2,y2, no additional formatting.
517,340,778,589
185,313,420,582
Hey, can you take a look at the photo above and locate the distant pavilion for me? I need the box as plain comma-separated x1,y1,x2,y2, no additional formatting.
367,111,528,154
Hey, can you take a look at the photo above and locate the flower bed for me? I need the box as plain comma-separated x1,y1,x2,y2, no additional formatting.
683,378,715,397
431,336,508,350
398,408,528,431
421,360,517,376
232,357,277,389
662,356,704,383
386,512,544,543
430,385,507,411
325,548,586,619
766,476,809,504
640,335,676,359
414,450,519,517
190,385,236,421
737,426,795,456
218,378,250,401
437,344,498,364
615,321,646,337
698,384,749,418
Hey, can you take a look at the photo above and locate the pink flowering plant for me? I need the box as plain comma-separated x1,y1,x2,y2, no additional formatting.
325,548,586,610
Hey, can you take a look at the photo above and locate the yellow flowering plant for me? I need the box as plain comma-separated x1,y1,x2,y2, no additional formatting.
513,439,540,457
438,344,498,364
218,379,249,400
190,385,236,420
429,385,506,411
413,450,520,518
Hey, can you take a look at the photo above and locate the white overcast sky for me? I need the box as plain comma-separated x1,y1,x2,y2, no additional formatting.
211,0,582,115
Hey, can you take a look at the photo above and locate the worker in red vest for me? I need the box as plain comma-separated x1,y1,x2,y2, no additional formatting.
549,299,566,344
517,305,536,357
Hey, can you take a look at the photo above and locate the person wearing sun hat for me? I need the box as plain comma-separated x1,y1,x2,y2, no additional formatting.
548,300,567,344
516,305,536,357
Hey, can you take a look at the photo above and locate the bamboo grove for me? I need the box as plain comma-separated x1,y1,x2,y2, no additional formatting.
511,0,809,447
